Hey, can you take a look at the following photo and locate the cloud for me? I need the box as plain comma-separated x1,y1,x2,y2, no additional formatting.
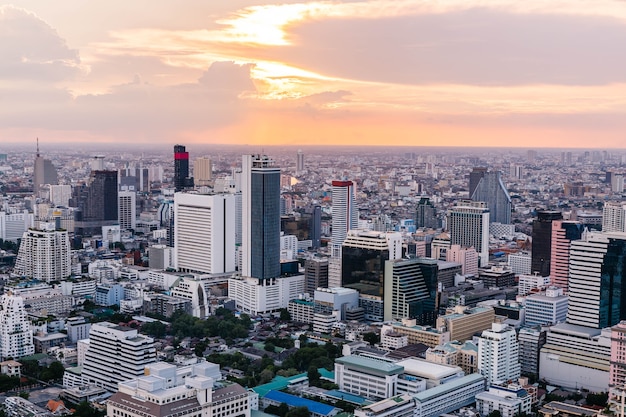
0,5,81,81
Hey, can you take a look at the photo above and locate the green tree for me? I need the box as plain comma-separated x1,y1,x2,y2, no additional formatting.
307,366,321,386
586,392,609,407
265,403,289,417
363,332,380,345
141,321,167,338
286,407,309,417
488,411,502,417
18,392,29,399
279,308,291,321
264,342,276,352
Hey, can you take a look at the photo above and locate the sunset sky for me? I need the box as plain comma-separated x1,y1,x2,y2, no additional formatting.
2,1,626,148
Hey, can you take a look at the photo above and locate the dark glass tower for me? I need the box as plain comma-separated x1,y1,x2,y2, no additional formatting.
416,197,438,229
242,155,281,280
531,210,563,276
174,145,193,192
71,170,118,236
470,169,511,224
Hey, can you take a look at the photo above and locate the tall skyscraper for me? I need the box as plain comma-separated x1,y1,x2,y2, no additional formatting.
470,169,511,224
33,139,58,195
531,211,563,277
82,322,156,392
550,220,583,290
447,201,490,267
14,222,71,282
241,155,280,279
118,191,137,231
72,170,119,236
309,205,322,249
478,322,521,385
305,257,329,294
0,292,35,361
174,145,194,192
567,231,626,329
331,180,358,257
610,321,626,387
415,197,438,229
194,157,213,186
174,192,236,274
469,167,488,198
296,150,305,174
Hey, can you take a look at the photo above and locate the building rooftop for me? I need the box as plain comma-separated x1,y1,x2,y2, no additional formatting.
413,374,485,403
395,358,462,380
252,372,308,397
264,390,337,416
335,355,404,376
325,390,369,405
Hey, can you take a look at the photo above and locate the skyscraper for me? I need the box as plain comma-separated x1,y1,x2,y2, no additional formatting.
174,145,194,192
531,211,563,277
447,201,490,267
415,197,438,229
469,167,488,198
241,155,281,279
118,191,137,231
72,170,119,236
0,292,35,361
174,192,236,274
14,222,71,282
331,180,358,257
296,150,305,174
33,139,58,195
567,231,626,329
470,169,511,224
305,257,329,294
550,220,583,290
604,202,626,233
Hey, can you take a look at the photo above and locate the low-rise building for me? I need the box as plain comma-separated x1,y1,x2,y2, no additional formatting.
476,385,533,417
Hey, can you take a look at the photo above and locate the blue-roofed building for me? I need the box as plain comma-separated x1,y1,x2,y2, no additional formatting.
262,390,341,417
252,373,308,398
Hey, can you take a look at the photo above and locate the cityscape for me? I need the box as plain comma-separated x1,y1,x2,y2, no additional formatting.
3,1,626,417
0,144,626,417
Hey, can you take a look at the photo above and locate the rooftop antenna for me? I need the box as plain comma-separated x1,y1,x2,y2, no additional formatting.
36,137,40,157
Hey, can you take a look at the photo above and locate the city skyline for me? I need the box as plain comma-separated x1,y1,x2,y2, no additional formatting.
3,1,626,148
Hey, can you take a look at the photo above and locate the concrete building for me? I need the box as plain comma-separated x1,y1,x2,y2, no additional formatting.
334,355,404,400
381,319,450,348
331,180,358,258
518,326,547,378
476,384,533,417
447,245,478,277
148,244,174,270
354,395,415,417
66,317,91,344
603,202,626,233
610,321,626,387
478,323,521,385
228,274,305,315
118,190,136,231
508,252,531,276
0,292,35,360
107,361,252,417
413,374,486,417
469,169,511,224
447,202,490,267
314,287,360,321
425,340,479,375
524,287,568,326
169,276,209,319
174,193,236,275
194,157,212,186
436,305,496,343
305,257,329,294
531,211,562,277
81,322,157,392
14,223,71,282
478,266,515,288
550,220,583,290
518,274,551,297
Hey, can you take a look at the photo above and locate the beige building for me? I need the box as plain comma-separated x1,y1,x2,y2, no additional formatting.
381,319,450,348
436,306,495,342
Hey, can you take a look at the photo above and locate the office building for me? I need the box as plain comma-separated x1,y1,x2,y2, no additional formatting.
66,317,91,344
354,395,415,417
550,220,583,290
413,374,486,417
382,319,450,348
228,274,305,315
334,355,404,400
525,286,568,326
518,326,546,378
470,169,511,224
478,266,515,288
478,323,521,385
81,322,157,392
49,184,72,207
531,211,563,277
149,245,174,270
72,170,119,236
610,321,626,387
305,257,329,294
383,257,438,324
425,340,479,375
604,202,626,233
174,145,194,192
33,140,58,195
508,252,531,276
194,157,212,186
241,155,281,280
518,274,551,296
469,167,488,198
436,305,495,343
567,231,626,329
174,193,236,275
108,362,252,417
331,180,358,257
14,223,71,282
118,191,136,231
539,324,611,392
119,166,149,192
416,197,438,230
0,292,35,360
341,230,402,300
447,201,490,267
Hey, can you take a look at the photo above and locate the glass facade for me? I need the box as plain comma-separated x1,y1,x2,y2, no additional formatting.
341,246,389,296
600,238,626,328
531,211,562,277
250,168,281,279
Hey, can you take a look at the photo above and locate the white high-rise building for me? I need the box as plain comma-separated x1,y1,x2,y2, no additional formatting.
0,292,34,360
524,286,568,326
81,322,156,392
0,210,34,242
228,274,305,315
603,202,626,233
478,323,520,385
174,193,236,274
14,223,71,282
331,180,358,258
447,201,490,267
118,190,137,231
296,150,304,174
508,252,531,276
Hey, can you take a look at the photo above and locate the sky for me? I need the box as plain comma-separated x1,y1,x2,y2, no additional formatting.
2,0,626,149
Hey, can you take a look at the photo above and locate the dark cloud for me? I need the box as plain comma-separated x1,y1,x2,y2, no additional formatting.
0,5,80,81
276,8,626,86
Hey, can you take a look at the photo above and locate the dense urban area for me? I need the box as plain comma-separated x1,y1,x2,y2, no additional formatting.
0,144,625,417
